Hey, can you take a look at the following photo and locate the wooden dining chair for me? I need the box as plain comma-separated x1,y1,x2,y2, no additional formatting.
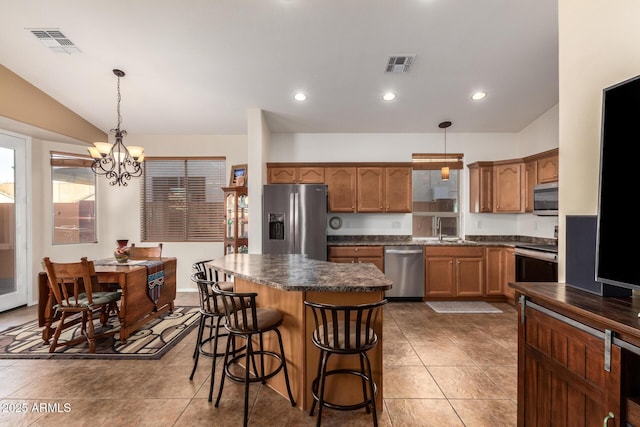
129,243,163,259
43,257,122,353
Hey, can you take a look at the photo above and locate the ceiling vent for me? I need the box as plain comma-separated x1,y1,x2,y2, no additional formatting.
28,28,81,54
386,55,415,73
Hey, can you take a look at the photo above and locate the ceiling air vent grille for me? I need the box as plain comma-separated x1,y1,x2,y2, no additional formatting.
386,55,415,73
28,28,81,54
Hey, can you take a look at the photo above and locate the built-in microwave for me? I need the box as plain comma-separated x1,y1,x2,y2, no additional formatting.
533,182,558,216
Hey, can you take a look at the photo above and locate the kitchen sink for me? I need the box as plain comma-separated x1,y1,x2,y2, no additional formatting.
413,237,467,244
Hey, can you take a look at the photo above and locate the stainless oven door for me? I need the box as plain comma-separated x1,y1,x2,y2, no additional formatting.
515,248,558,282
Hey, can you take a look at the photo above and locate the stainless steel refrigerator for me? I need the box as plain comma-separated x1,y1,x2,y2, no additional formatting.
262,184,327,261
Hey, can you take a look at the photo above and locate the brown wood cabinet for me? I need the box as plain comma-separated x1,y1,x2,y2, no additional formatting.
484,247,504,296
485,246,515,299
384,166,412,212
493,161,524,212
503,247,515,301
518,297,621,426
524,160,538,212
424,246,484,298
356,166,412,213
357,167,384,212
328,245,384,272
537,152,559,183
468,162,493,213
325,167,357,212
268,162,412,213
269,166,325,184
470,148,558,214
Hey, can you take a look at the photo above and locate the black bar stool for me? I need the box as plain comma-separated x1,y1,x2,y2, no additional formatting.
304,299,387,427
189,271,240,402
190,260,233,359
192,259,233,283
212,284,296,427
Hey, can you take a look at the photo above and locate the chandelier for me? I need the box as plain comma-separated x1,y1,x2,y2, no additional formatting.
88,69,144,186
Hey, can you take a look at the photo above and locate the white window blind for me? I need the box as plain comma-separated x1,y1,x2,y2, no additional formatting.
141,158,226,242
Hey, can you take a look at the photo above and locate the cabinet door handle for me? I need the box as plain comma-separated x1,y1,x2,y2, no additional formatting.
603,412,614,426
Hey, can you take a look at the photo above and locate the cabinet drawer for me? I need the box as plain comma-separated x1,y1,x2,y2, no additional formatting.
328,246,383,257
424,246,484,258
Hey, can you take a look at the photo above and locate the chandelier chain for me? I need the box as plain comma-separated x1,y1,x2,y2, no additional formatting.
116,73,122,130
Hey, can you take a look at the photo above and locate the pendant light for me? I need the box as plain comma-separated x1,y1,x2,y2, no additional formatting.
439,121,452,181
88,69,144,186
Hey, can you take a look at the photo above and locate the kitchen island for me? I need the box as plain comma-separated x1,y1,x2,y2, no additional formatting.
208,254,392,412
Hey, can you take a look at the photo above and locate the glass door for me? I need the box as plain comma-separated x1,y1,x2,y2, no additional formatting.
0,132,27,312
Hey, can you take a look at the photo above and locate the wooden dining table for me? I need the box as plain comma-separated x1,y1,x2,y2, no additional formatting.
38,257,177,342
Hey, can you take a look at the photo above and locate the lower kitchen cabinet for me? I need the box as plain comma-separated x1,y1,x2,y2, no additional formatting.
485,246,516,300
425,246,484,297
328,245,384,272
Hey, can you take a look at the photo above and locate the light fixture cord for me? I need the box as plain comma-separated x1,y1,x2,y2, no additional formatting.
444,127,447,167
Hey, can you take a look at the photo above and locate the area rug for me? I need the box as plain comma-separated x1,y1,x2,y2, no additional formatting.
0,306,199,360
426,301,503,314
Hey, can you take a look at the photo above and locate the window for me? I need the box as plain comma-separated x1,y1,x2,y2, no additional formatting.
51,152,97,244
412,153,463,239
141,158,226,242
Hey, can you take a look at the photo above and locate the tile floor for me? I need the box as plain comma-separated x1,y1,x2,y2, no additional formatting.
0,294,518,426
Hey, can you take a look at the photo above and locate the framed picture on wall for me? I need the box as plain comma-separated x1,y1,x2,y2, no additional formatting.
230,164,247,186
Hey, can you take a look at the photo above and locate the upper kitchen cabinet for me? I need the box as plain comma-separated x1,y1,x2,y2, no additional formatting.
357,166,412,212
523,148,559,212
268,162,412,213
524,160,538,212
384,166,412,212
468,162,493,213
357,167,384,212
468,159,525,213
533,148,559,183
493,160,525,213
326,167,357,212
268,164,325,184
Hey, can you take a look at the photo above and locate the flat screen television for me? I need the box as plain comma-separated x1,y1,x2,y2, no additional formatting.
596,73,640,292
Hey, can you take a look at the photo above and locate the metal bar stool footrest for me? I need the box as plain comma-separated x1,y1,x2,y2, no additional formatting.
311,368,377,412
224,349,286,384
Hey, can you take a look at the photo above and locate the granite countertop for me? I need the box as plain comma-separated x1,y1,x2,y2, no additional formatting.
208,254,392,292
327,235,555,248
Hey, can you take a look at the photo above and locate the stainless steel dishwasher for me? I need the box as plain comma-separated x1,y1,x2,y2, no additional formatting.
384,246,424,300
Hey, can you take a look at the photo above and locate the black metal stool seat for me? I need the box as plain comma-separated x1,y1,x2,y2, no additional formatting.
189,272,243,402
213,285,296,427
304,299,387,427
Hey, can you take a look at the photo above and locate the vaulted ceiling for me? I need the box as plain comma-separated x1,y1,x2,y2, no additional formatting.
0,0,558,135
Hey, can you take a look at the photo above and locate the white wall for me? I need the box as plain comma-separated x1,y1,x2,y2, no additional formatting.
515,104,560,238
28,134,247,300
556,0,640,281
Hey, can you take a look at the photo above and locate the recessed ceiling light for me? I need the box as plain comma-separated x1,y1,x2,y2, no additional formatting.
471,91,487,101
293,92,307,102
382,92,396,101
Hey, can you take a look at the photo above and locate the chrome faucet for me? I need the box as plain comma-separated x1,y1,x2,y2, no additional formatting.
436,217,442,241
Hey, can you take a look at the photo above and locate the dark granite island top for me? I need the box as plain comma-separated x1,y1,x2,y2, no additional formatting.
207,253,389,413
208,253,392,292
